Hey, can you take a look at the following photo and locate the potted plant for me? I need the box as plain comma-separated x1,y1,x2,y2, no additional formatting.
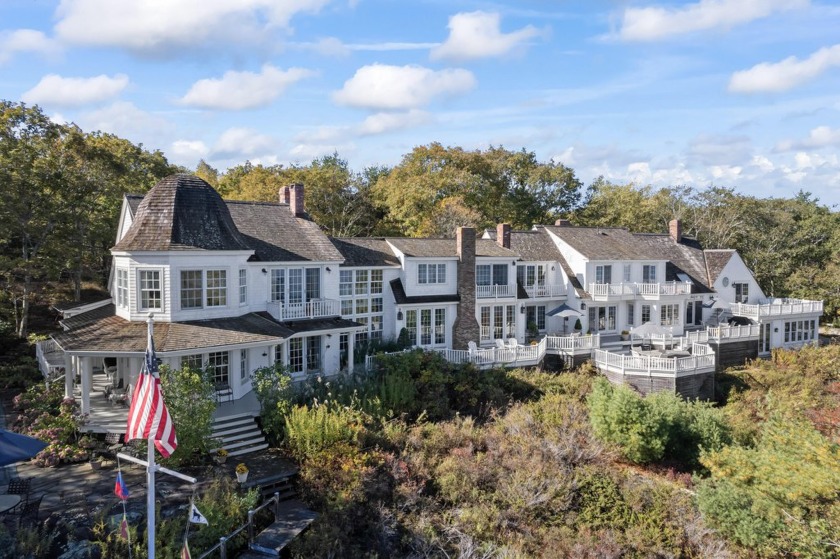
573,318,582,332
89,451,103,471
235,462,249,483
527,321,539,340
215,448,228,464
620,330,630,341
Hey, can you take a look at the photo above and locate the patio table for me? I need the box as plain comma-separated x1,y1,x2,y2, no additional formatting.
0,494,21,514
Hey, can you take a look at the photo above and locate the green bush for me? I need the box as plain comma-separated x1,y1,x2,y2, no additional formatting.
587,378,730,467
284,401,366,461
159,364,217,467
251,363,293,445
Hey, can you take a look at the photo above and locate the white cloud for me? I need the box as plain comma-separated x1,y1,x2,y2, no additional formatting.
289,142,356,161
617,0,807,42
0,29,60,64
775,125,840,151
729,44,840,93
211,127,279,159
180,65,315,110
171,140,209,161
333,64,476,111
430,11,541,61
54,0,333,53
76,101,173,140
358,110,431,135
21,73,128,107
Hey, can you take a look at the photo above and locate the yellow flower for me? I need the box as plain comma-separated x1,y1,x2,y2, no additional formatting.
235,463,248,474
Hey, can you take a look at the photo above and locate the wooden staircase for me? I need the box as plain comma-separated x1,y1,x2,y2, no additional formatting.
209,413,268,457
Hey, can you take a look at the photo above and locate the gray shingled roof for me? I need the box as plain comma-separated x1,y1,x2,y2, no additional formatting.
704,250,734,285
274,317,367,335
114,175,252,252
227,201,343,263
510,229,565,262
331,238,401,267
60,303,116,331
634,234,714,293
390,279,460,305
53,313,294,354
546,225,662,260
387,238,517,258
122,184,343,263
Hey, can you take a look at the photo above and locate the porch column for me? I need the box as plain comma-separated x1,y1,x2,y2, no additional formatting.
348,332,355,372
64,353,74,399
80,356,92,415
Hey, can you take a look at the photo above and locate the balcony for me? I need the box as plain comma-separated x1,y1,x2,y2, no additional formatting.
476,284,515,299
268,298,340,322
730,298,824,321
523,283,566,299
588,281,692,301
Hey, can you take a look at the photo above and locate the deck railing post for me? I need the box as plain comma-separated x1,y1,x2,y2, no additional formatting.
247,510,255,543
274,491,281,517
219,536,227,559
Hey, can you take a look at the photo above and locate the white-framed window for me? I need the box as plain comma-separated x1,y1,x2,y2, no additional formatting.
405,307,448,347
642,304,651,324
517,264,546,288
271,267,320,303
139,270,162,311
239,268,247,306
116,268,128,308
595,265,612,284
623,264,631,282
643,265,657,283
240,350,248,384
289,338,303,373
339,270,353,296
627,302,635,327
371,315,383,341
271,269,285,302
525,305,546,332
371,270,383,294
207,351,229,385
734,282,749,304
355,270,368,295
181,354,203,371
418,263,446,284
341,299,353,315
288,336,322,374
784,319,816,343
660,304,679,325
477,264,508,286
180,270,203,309
590,306,617,332
207,270,227,307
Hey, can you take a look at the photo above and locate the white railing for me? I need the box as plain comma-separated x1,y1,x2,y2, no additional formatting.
589,281,691,300
707,324,760,340
523,284,566,298
730,298,823,320
476,284,515,298
268,298,340,321
593,346,715,377
365,333,599,371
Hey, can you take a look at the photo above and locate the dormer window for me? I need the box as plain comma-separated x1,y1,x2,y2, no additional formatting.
116,269,128,308
418,263,446,284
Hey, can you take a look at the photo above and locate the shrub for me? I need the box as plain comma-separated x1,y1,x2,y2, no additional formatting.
284,400,366,461
158,364,217,467
251,363,293,445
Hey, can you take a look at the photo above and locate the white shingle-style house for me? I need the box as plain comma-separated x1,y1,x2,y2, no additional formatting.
37,175,824,429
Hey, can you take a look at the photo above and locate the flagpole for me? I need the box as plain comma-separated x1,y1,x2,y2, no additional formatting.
147,315,156,559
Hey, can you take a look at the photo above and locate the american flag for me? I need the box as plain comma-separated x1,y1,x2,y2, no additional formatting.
125,319,177,458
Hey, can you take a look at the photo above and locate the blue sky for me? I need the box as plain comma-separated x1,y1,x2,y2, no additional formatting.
2,0,839,206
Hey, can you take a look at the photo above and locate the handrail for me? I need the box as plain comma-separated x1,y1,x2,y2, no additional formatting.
196,492,281,559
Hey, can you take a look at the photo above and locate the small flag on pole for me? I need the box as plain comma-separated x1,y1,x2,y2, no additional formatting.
181,540,191,559
190,503,209,525
115,471,130,501
119,514,130,540
126,319,178,458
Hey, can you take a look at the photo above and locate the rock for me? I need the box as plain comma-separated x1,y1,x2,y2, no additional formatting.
72,525,94,541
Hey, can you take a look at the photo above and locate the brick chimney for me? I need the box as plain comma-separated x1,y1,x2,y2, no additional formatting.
555,218,571,227
279,186,291,205
452,227,480,350
290,183,305,217
669,219,682,243
496,223,511,249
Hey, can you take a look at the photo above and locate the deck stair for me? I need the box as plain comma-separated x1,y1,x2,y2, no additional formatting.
242,470,300,500
209,413,267,457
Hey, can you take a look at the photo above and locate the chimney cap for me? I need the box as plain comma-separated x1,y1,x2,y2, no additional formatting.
555,218,571,227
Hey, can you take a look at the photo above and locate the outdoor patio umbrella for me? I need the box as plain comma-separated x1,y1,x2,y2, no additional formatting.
546,303,582,318
0,429,48,467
